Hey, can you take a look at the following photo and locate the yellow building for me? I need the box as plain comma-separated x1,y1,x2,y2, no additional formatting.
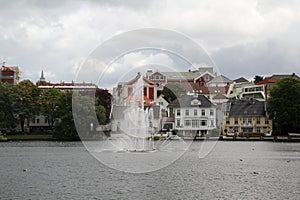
223,99,272,136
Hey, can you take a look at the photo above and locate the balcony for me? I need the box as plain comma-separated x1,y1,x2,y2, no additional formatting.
241,123,253,127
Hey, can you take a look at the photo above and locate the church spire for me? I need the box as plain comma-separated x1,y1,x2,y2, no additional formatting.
40,70,45,82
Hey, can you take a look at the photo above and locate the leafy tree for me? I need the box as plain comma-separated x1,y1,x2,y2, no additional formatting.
53,91,106,140
79,88,112,124
161,83,186,103
96,105,106,125
0,82,15,130
268,78,300,135
9,80,41,132
53,91,79,141
95,88,112,124
254,75,263,84
40,88,62,129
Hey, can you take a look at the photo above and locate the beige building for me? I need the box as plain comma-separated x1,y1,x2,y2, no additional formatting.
223,99,272,136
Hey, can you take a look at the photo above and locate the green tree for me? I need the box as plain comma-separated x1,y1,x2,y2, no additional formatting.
53,91,106,140
53,91,79,141
95,88,112,124
268,78,300,135
9,80,41,132
0,82,15,130
161,83,186,103
40,88,62,129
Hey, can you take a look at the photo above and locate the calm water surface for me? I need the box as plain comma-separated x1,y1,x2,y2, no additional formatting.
0,141,299,200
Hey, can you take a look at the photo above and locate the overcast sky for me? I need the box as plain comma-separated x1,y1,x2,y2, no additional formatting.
1,0,300,88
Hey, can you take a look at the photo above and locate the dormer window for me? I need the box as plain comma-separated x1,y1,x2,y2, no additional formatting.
191,99,201,105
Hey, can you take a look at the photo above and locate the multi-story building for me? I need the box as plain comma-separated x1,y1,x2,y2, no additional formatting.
227,81,265,100
168,94,217,137
113,73,158,106
36,70,97,91
0,65,20,85
257,73,300,99
222,99,272,136
145,67,217,89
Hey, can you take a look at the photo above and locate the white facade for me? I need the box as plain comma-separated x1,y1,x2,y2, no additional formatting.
168,95,217,137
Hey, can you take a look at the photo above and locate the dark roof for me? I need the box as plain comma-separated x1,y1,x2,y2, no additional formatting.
168,94,214,108
180,83,229,94
267,73,300,80
228,99,266,117
233,77,249,83
213,93,227,100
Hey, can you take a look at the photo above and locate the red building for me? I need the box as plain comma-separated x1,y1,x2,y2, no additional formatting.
0,65,20,85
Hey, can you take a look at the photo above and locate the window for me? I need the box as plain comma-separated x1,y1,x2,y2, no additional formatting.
248,118,252,124
159,102,163,106
242,118,246,124
201,120,207,126
210,120,214,127
226,118,230,125
192,120,198,128
185,109,189,116
176,119,180,127
234,127,238,133
194,109,197,116
44,118,48,124
156,75,159,79
265,118,269,124
256,127,261,133
210,109,214,116
201,109,205,116
234,118,238,125
36,118,40,124
205,75,209,81
185,120,191,126
176,109,180,116
191,99,201,105
256,117,261,124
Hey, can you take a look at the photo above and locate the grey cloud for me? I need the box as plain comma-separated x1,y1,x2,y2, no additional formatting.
212,40,300,80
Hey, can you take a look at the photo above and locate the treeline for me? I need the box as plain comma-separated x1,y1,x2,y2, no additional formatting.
0,80,111,140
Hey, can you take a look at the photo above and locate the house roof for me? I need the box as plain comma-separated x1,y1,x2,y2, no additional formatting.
207,75,232,84
168,94,214,108
180,83,229,95
212,93,227,100
257,73,300,85
265,73,300,81
228,99,266,117
233,77,249,83
126,75,155,85
1,66,17,72
161,71,201,81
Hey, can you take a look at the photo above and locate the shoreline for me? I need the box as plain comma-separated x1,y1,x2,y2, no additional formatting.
1,134,300,142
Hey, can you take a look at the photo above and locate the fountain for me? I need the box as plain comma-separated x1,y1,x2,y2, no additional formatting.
112,74,155,152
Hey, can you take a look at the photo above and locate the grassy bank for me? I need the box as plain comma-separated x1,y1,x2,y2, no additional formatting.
6,134,54,141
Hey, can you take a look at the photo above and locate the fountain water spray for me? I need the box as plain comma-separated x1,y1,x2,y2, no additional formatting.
120,75,155,152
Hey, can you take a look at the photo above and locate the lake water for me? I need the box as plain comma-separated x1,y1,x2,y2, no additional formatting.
0,141,299,200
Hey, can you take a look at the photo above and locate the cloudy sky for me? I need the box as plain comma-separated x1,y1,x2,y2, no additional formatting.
1,0,300,88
